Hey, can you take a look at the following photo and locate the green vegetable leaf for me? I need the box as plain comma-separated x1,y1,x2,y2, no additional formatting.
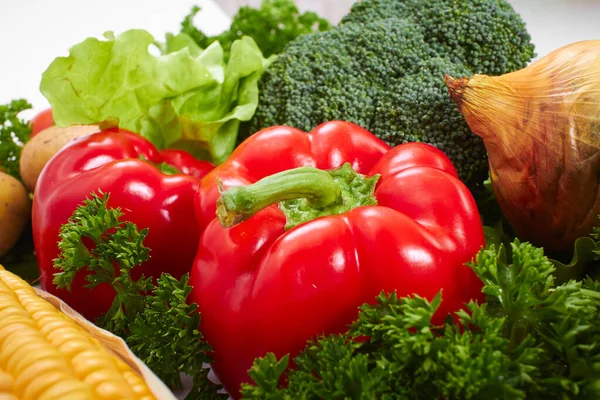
40,30,273,164
469,240,556,346
550,236,599,285
52,191,224,397
162,33,204,57
0,99,32,180
245,353,289,398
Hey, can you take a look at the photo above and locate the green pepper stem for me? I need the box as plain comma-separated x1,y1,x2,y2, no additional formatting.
216,167,343,228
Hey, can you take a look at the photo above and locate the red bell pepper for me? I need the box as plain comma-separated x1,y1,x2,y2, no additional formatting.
190,120,485,397
32,128,214,320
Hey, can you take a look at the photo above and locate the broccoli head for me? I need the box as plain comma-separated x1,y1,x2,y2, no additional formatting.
371,58,486,182
341,0,535,75
244,0,536,186
249,19,431,134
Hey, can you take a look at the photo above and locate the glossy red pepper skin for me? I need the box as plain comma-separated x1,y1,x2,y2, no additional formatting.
33,129,214,320
190,121,485,397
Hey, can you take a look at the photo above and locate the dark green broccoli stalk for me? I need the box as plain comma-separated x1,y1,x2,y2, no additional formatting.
244,0,536,187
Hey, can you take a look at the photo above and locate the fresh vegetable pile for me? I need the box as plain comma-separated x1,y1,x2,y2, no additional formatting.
2,0,600,399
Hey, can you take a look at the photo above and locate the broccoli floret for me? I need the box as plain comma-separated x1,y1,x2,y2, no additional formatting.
250,19,431,133
245,0,535,186
371,58,490,184
341,0,535,75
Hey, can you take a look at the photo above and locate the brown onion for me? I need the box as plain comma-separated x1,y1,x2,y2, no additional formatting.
445,40,600,251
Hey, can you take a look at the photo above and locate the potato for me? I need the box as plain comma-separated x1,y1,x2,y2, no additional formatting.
19,124,100,192
0,172,31,257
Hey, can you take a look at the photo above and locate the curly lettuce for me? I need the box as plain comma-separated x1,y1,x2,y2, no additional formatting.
40,30,274,164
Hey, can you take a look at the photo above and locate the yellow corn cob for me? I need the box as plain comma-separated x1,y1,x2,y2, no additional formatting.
0,266,157,400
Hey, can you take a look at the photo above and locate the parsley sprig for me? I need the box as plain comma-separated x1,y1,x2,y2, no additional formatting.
242,241,600,399
180,0,331,60
53,191,225,399
0,99,32,180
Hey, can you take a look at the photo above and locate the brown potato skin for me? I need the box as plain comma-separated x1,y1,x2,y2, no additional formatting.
0,172,31,257
19,125,100,192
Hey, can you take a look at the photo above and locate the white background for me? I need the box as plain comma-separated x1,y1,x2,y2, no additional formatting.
1,0,599,118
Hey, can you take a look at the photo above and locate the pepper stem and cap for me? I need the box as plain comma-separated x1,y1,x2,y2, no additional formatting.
217,163,380,230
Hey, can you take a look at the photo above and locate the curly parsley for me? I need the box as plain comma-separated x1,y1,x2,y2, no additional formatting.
53,191,225,399
181,0,331,60
0,99,32,180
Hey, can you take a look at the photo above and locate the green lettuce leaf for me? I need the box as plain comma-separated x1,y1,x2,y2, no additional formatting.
40,29,274,163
